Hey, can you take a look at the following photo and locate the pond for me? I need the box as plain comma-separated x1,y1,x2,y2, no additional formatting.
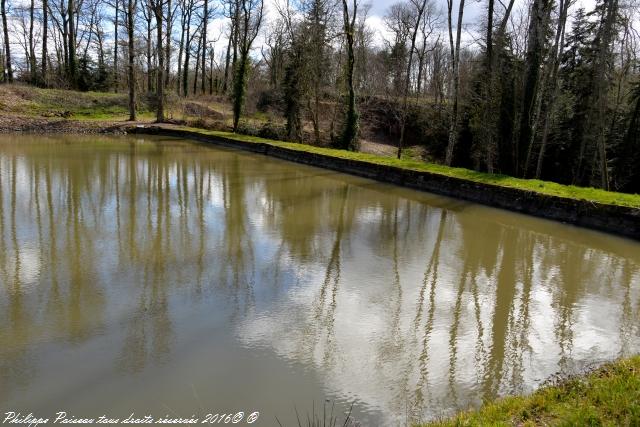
0,134,639,426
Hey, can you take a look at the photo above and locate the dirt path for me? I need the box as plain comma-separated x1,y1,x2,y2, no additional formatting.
359,139,398,157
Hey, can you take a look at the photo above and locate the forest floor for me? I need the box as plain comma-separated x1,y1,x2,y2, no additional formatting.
419,355,640,426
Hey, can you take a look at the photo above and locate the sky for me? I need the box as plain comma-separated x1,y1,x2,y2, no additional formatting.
0,0,607,72
213,0,490,57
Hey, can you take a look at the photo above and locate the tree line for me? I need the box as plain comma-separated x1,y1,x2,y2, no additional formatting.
0,0,639,192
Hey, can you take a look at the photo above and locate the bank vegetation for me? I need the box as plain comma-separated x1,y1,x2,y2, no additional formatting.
420,356,640,426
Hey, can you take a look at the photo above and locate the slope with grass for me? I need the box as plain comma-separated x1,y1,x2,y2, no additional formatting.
420,356,640,427
0,84,154,119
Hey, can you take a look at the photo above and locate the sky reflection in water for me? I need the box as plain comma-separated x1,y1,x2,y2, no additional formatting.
0,135,638,426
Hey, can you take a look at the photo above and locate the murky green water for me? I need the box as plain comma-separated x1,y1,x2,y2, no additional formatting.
0,134,638,426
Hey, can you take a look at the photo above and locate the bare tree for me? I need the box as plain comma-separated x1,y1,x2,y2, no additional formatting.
443,0,464,165
164,0,175,88
141,0,154,92
112,0,120,90
590,0,619,189
150,0,166,121
127,0,137,119
42,0,48,84
2,0,13,82
199,0,207,93
221,0,236,93
261,19,286,89
179,0,202,96
517,0,554,176
29,0,36,82
397,0,436,159
66,0,77,84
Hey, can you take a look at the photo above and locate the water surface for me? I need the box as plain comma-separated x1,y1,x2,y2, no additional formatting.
0,134,639,426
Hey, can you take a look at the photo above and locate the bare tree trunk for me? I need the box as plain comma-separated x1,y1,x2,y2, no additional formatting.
42,0,48,84
114,0,119,91
153,0,164,121
193,31,201,95
415,52,425,96
127,0,137,120
176,8,185,94
534,0,569,179
68,0,77,86
398,0,429,159
1,0,11,82
145,5,152,92
180,0,197,97
97,24,106,67
209,45,213,94
482,0,494,172
55,28,64,74
200,0,207,94
182,26,192,97
444,0,465,166
517,0,553,176
222,17,233,93
593,0,618,190
29,0,37,82
61,3,69,72
164,0,171,87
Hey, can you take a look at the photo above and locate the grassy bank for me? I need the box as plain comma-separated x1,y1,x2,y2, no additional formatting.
420,356,640,426
0,84,154,119
168,127,640,209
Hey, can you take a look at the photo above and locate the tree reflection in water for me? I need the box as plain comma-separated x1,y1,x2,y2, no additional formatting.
0,135,639,425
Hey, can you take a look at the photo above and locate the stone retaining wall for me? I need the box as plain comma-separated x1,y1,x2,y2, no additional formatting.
130,126,640,241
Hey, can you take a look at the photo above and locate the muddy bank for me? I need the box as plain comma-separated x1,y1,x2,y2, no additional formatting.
0,115,134,134
129,125,640,241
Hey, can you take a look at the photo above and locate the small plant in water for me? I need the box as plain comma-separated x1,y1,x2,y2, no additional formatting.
275,401,360,427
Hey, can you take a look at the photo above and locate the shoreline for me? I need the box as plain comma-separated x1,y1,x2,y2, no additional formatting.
128,124,640,241
2,117,639,240
420,355,640,426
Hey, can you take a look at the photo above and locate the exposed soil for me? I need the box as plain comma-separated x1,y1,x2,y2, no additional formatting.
182,101,225,120
359,138,398,156
0,114,145,134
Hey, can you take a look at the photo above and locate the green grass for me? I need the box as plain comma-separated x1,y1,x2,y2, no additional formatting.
419,356,640,427
74,111,158,121
172,127,640,209
401,146,427,162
